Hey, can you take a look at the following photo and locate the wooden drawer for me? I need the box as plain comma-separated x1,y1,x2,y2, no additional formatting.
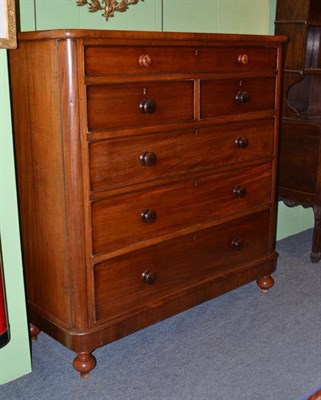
84,46,277,76
89,119,275,192
200,77,276,118
94,210,270,321
86,81,194,132
91,163,272,254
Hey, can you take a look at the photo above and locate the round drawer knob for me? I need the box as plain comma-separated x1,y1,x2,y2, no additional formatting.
238,54,249,64
141,270,158,284
139,54,152,67
141,209,157,224
140,151,157,166
235,137,249,148
140,99,157,114
235,91,250,104
233,185,247,198
231,239,244,251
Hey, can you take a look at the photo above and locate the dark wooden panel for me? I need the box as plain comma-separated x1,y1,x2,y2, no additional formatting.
276,0,310,21
278,121,320,194
200,77,275,119
94,210,270,321
91,163,272,254
275,23,308,70
86,81,194,131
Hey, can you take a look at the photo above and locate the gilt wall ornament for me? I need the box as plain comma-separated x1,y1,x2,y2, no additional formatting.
76,0,143,21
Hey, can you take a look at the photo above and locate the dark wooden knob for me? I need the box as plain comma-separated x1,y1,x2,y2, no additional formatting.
141,209,157,224
235,137,249,148
231,239,243,251
238,54,249,64
233,185,247,198
235,91,250,104
140,99,157,114
140,151,157,166
141,270,158,284
139,54,152,67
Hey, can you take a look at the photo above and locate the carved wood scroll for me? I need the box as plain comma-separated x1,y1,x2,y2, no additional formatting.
76,0,143,21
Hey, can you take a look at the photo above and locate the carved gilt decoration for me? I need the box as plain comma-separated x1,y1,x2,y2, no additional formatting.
76,0,143,21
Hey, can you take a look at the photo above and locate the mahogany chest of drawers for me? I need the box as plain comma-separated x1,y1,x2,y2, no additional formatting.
8,30,286,378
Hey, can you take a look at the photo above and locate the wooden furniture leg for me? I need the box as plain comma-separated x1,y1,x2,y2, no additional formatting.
257,274,275,293
73,352,96,379
30,324,41,342
311,205,321,263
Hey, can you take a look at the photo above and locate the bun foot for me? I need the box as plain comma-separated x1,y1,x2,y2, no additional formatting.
257,274,274,293
73,352,96,379
30,324,41,342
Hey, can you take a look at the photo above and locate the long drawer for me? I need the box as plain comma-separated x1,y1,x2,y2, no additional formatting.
86,81,194,131
91,163,272,254
89,119,274,192
200,77,276,118
84,46,277,76
93,209,270,321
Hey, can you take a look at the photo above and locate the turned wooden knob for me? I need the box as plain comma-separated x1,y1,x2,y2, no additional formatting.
140,99,157,114
233,185,247,198
141,270,158,284
235,91,250,104
238,54,249,64
140,151,157,166
231,238,243,251
235,137,249,148
139,54,152,67
141,209,157,224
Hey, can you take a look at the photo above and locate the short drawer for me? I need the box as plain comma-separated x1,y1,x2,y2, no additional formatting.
89,119,275,192
200,77,276,118
91,163,272,254
86,81,194,132
93,210,270,321
84,46,277,76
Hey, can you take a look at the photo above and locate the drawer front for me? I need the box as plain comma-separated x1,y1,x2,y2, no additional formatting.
89,119,275,192
91,163,272,254
200,77,276,118
86,81,194,132
94,210,270,321
84,46,277,76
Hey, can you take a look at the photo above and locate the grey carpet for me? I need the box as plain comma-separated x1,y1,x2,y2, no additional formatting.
1,229,320,400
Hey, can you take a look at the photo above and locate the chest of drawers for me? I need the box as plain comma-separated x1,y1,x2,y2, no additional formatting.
8,30,286,378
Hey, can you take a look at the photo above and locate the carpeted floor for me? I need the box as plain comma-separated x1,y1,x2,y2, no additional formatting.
1,228,320,400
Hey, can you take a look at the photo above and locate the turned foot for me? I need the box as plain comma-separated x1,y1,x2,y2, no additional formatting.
73,352,96,379
310,205,321,263
30,324,41,342
257,274,274,293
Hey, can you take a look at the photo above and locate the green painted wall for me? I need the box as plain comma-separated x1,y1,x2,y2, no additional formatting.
0,0,313,383
163,0,270,34
0,50,32,384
